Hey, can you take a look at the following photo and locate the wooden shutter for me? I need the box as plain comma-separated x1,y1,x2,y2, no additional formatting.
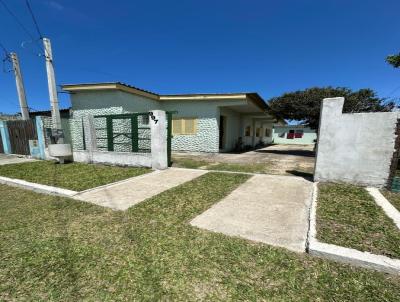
172,119,182,135
183,118,196,134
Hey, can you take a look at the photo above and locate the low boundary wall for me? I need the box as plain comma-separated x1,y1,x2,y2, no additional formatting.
73,150,152,167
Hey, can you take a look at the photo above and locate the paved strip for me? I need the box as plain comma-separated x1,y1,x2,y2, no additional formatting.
0,154,36,165
74,168,208,210
190,174,313,252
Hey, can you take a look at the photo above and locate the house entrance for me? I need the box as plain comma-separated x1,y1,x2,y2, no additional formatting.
219,115,226,150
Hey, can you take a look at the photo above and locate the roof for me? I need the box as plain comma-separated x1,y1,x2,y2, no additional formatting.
61,82,269,112
29,108,71,117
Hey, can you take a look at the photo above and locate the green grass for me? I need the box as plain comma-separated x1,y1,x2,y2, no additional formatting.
381,190,400,212
207,162,269,174
0,174,399,300
317,183,400,258
172,157,209,169
0,160,149,191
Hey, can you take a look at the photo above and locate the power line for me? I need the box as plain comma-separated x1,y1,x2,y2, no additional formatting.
0,0,42,52
25,0,43,39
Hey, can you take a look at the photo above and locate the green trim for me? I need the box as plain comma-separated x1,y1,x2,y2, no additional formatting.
106,117,114,151
131,115,139,152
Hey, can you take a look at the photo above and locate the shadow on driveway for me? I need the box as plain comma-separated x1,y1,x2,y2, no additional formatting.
286,170,314,181
255,149,315,158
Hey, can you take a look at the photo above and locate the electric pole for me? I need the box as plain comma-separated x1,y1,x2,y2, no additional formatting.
43,37,62,139
10,52,29,120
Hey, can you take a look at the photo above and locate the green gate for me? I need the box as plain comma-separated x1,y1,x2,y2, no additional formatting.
93,112,174,167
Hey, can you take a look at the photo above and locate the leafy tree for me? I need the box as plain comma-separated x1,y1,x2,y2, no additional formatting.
268,87,395,130
386,53,400,68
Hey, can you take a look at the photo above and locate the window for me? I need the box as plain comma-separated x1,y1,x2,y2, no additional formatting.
141,115,149,125
294,129,304,138
245,126,251,137
287,130,295,139
256,128,261,137
265,128,272,137
172,118,198,135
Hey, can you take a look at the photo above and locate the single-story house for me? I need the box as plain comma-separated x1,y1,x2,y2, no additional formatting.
272,125,316,145
62,82,284,153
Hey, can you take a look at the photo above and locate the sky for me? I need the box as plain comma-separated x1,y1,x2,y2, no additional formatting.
0,0,399,114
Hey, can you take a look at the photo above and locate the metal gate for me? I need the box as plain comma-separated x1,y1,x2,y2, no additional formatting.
93,112,174,166
7,120,37,155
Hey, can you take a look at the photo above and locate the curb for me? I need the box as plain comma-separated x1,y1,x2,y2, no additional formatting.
0,176,77,198
307,182,400,275
366,187,400,230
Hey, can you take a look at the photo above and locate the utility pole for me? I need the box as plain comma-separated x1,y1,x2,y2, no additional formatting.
43,37,62,139
10,52,29,120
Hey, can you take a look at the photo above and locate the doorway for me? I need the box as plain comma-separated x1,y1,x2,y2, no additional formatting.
219,115,226,150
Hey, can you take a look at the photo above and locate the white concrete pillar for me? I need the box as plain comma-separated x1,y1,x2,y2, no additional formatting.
150,110,168,170
83,115,98,152
314,97,345,181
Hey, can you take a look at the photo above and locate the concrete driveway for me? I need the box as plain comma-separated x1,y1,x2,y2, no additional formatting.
0,154,36,165
174,144,315,176
191,173,314,252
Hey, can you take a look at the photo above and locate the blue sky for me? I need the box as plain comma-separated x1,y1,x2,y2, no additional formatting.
0,0,399,113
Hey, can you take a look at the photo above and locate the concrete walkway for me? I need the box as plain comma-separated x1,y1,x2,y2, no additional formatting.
0,154,36,165
190,174,313,252
74,168,208,210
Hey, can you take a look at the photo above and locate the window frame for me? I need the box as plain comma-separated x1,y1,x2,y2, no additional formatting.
172,117,198,135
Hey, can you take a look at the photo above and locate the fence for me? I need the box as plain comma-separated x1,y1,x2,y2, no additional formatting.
4,120,37,155
71,110,172,169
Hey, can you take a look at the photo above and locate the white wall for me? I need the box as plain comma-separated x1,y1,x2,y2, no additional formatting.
314,97,399,187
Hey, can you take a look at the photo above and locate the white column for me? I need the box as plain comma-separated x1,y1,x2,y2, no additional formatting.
83,115,98,152
150,110,168,170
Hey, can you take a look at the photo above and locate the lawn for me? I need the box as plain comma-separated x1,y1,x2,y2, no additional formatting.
1,174,399,300
317,183,400,259
0,160,150,191
381,189,400,212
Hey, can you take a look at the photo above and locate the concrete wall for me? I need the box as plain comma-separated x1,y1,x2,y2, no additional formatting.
314,97,399,187
73,150,152,167
273,126,316,145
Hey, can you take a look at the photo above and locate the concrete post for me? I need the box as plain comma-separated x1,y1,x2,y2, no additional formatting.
150,110,168,170
10,53,29,120
35,116,46,159
83,115,98,152
0,121,11,154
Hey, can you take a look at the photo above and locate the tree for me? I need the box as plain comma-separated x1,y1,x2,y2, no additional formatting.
386,53,400,68
268,87,395,130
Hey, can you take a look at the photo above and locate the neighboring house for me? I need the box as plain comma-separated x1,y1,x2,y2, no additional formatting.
62,82,284,153
29,108,72,119
272,125,316,145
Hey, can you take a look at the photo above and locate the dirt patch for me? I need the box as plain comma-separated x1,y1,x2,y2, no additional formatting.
173,144,315,177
